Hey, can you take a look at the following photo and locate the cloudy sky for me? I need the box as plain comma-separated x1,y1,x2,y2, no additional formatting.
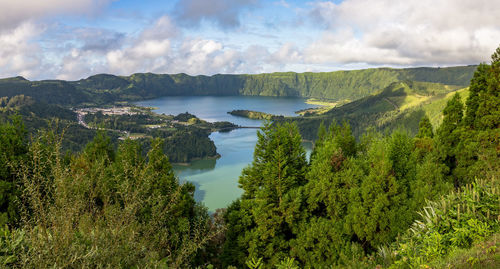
0,0,499,80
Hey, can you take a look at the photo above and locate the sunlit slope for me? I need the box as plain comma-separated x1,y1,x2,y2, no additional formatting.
287,80,469,140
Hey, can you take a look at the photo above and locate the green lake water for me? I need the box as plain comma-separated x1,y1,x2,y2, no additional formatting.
135,96,318,211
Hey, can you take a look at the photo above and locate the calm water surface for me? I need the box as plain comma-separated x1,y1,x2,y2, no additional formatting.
135,96,317,211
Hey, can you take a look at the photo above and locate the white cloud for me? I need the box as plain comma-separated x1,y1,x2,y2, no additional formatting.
3,0,500,80
103,16,244,76
0,0,112,31
270,43,302,64
105,16,176,75
0,22,45,78
304,0,500,66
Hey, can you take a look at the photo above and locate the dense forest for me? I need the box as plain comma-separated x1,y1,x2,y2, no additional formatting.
0,47,498,268
0,66,476,106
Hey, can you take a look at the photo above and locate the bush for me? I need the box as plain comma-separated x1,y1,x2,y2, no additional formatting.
388,177,500,268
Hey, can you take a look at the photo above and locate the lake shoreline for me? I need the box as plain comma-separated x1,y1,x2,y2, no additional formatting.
134,95,319,211
171,153,221,166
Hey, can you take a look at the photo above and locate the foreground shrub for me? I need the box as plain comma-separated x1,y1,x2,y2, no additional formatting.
1,131,219,268
387,177,499,268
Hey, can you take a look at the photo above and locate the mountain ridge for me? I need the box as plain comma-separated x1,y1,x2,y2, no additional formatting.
0,65,477,105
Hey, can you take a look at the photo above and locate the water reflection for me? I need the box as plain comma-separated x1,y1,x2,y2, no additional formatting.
173,158,217,176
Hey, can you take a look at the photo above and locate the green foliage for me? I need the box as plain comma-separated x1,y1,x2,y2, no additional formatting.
0,115,27,226
0,129,218,268
416,115,434,138
223,122,308,268
389,178,500,268
83,131,116,162
0,226,27,266
437,47,500,186
246,257,263,269
436,93,465,184
228,110,276,120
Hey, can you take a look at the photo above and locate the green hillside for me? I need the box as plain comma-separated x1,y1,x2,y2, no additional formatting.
0,76,91,105
285,80,468,140
0,66,477,106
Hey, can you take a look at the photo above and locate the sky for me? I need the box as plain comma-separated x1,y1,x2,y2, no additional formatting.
0,0,499,80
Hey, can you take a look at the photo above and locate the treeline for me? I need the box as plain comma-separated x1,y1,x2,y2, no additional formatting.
146,126,219,163
227,110,277,120
84,111,233,163
0,66,476,106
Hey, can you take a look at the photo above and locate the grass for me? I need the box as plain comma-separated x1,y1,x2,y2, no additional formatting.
305,98,339,107
421,87,469,127
298,98,340,115
431,233,500,268
395,94,432,111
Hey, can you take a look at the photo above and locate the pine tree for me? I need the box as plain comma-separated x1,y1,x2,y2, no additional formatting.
292,122,361,266
223,122,308,267
464,63,490,128
416,115,433,138
310,121,327,161
454,45,500,181
437,93,464,184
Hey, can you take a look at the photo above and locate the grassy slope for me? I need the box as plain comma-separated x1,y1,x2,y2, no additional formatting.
421,87,470,127
286,80,469,140
433,233,500,269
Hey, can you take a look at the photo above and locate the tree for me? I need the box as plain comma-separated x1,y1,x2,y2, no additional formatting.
0,115,27,226
436,93,465,185
416,115,433,138
293,122,362,266
464,64,490,128
223,122,308,267
454,45,500,182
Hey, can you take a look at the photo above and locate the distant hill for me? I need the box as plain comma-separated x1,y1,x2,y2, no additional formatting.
0,77,91,105
284,80,470,140
0,66,477,105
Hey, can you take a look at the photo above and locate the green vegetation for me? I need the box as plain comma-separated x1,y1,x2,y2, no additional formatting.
0,66,476,106
83,110,236,163
0,96,235,163
227,110,277,120
387,179,499,268
284,80,468,140
219,47,499,268
0,47,497,268
0,95,103,152
0,129,219,267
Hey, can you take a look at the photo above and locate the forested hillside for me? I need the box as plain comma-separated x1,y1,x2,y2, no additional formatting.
0,66,477,105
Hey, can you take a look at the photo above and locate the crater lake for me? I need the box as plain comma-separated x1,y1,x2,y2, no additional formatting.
135,96,319,211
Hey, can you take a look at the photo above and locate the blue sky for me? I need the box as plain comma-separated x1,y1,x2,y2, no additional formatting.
0,0,499,80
